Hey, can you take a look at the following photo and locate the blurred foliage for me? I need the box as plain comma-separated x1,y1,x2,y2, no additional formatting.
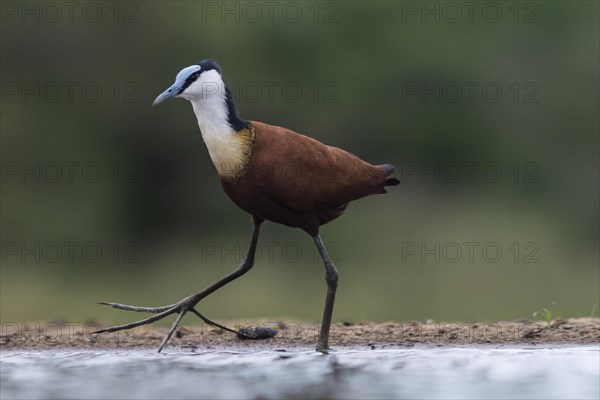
1,1,598,324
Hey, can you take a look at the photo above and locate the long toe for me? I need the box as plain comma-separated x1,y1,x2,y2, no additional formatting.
98,302,176,314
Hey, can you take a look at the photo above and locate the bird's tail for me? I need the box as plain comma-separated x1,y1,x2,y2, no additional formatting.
379,164,400,186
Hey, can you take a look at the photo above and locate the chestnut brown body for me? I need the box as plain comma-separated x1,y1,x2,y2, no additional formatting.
221,121,397,236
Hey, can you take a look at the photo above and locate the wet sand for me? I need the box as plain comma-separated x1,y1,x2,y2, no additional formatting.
1,318,598,351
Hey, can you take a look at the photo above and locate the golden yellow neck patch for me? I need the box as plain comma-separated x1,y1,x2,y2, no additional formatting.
210,126,255,183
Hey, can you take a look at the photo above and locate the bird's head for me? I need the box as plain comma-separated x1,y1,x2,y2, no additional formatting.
153,59,224,106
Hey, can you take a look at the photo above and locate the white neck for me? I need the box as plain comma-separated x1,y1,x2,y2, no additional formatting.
186,73,248,177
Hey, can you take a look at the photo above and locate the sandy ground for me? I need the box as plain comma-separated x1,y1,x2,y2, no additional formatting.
1,318,598,351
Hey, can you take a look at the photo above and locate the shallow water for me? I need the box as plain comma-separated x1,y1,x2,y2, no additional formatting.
1,346,598,399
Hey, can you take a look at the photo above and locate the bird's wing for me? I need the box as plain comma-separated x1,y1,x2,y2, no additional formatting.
248,121,387,213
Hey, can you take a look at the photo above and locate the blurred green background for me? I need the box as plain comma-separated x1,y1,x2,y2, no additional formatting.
1,1,598,325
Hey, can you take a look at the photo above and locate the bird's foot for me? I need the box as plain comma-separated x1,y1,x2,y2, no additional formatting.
316,343,336,354
94,299,250,352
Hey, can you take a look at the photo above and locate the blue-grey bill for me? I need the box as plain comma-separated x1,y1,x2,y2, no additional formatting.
152,85,180,106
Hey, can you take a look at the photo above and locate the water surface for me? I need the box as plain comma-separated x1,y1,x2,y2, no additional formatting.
1,346,598,399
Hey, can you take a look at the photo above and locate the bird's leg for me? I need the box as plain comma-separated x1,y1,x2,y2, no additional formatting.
94,221,262,351
313,235,339,354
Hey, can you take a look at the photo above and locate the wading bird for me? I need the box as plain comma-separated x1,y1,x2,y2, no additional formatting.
95,59,399,353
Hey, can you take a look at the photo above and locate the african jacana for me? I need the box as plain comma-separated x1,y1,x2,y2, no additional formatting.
95,59,399,353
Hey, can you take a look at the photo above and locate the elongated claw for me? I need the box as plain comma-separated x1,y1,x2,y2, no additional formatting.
190,308,252,338
98,302,176,314
158,311,186,353
92,307,177,334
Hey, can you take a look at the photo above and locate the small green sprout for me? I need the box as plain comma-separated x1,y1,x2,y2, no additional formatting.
533,302,557,327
